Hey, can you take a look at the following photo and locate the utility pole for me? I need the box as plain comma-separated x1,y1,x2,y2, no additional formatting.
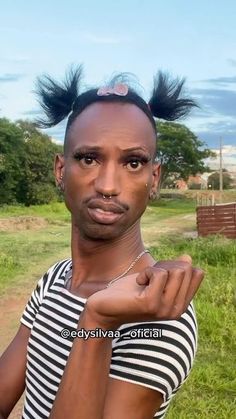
219,137,223,192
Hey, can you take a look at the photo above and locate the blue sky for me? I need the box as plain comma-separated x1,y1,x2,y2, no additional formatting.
1,0,236,165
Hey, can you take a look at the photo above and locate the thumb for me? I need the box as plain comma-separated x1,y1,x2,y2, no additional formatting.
176,254,192,265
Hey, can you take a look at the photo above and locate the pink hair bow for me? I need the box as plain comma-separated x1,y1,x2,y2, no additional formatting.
97,83,128,96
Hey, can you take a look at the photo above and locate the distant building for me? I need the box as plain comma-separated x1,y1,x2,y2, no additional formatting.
187,175,208,189
175,179,188,190
175,175,207,190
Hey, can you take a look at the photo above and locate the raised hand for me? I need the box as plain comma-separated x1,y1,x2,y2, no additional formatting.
85,255,204,329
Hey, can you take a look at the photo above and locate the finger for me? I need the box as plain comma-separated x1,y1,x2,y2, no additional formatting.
138,269,168,312
153,257,192,272
136,267,167,286
176,254,192,265
184,268,204,306
171,263,193,315
161,267,186,307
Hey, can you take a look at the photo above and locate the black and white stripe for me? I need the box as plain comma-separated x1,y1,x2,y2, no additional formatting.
20,259,197,419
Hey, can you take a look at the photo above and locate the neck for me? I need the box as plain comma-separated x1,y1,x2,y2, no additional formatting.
71,218,146,286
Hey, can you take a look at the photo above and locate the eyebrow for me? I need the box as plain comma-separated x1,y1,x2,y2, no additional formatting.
72,146,150,153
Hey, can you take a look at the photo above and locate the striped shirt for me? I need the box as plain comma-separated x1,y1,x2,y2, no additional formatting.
20,259,198,418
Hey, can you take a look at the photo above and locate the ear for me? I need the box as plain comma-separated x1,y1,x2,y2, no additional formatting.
54,154,65,184
151,162,161,193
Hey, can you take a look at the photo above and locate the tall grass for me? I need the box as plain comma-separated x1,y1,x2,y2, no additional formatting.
149,235,236,418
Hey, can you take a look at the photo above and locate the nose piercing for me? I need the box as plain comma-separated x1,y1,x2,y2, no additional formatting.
103,194,112,199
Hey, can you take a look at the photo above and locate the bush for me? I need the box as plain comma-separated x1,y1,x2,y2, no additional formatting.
25,183,59,205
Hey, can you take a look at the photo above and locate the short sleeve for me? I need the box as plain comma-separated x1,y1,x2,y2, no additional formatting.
20,260,70,329
109,303,197,413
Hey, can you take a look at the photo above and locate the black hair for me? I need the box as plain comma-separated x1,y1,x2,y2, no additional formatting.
35,65,198,152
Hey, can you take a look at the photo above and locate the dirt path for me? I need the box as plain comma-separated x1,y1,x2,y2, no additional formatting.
0,295,28,418
0,250,71,418
142,211,196,246
0,216,48,232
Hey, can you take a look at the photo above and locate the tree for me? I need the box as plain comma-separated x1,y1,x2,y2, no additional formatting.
156,121,215,188
207,170,233,190
0,118,63,206
16,120,63,205
0,118,25,204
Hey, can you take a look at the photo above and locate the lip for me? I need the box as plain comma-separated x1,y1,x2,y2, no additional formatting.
87,200,125,214
87,207,124,224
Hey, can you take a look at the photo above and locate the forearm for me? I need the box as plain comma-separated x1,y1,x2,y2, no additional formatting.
49,309,113,419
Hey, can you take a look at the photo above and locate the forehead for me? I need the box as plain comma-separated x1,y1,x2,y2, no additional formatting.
66,102,156,153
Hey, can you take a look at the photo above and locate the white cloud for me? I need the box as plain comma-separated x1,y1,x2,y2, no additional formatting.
206,144,236,171
210,144,236,157
51,137,63,145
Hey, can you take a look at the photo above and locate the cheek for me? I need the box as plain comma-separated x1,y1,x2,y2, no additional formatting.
64,164,96,195
128,170,152,198
63,166,84,211
126,178,150,214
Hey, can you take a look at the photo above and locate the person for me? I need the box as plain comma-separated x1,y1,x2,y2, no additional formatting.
0,67,204,419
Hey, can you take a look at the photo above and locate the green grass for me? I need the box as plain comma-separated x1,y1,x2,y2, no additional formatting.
0,201,71,223
148,235,236,418
0,199,236,417
148,197,196,219
0,225,71,293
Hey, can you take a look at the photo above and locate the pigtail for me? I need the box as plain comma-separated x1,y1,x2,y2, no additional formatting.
148,71,198,121
35,65,83,128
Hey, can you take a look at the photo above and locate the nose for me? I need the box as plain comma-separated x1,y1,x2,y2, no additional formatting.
94,162,121,197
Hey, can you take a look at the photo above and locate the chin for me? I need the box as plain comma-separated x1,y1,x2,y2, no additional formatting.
80,223,127,241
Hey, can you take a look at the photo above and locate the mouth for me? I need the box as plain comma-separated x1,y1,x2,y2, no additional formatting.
87,207,124,224
87,200,126,225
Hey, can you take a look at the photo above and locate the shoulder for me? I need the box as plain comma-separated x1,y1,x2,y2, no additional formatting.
110,302,197,402
20,258,72,329
48,258,72,278
40,258,72,289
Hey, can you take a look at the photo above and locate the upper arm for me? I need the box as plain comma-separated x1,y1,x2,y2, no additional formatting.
106,303,198,418
0,261,67,418
103,377,163,419
0,324,30,418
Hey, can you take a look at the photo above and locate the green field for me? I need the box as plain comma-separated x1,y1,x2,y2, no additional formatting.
0,197,236,418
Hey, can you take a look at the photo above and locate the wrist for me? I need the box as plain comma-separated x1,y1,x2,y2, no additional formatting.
81,303,121,331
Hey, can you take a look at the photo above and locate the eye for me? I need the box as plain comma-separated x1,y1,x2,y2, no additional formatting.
125,156,150,171
82,156,97,166
73,153,98,167
126,160,143,171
